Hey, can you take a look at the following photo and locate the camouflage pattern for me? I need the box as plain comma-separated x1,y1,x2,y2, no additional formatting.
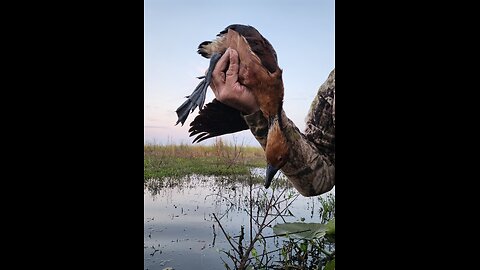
243,68,335,197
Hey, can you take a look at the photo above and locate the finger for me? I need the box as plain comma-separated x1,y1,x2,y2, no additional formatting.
210,53,229,96
225,49,239,85
212,49,230,84
210,49,231,95
210,79,217,94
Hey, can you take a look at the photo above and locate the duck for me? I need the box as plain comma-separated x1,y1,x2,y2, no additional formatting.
175,24,288,189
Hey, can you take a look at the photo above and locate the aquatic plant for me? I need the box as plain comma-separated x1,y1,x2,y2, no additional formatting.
213,176,336,270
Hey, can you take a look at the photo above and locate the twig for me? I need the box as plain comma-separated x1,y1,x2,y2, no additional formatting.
239,225,245,258
212,223,216,247
249,177,253,245
238,185,281,269
213,213,241,256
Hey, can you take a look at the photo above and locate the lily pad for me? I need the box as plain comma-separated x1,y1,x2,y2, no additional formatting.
273,222,328,240
324,259,335,270
326,218,335,235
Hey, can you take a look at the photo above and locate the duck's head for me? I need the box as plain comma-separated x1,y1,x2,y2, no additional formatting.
264,114,289,188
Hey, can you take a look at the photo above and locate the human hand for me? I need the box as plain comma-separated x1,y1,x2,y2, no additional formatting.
210,48,260,115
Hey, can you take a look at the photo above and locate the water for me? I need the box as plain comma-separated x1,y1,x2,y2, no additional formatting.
144,173,335,270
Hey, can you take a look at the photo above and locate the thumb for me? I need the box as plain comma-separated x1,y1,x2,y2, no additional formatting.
225,49,239,85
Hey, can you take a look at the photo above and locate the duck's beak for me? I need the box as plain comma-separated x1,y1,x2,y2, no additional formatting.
265,164,279,188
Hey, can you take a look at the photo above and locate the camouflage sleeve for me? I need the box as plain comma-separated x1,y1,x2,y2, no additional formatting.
243,68,335,197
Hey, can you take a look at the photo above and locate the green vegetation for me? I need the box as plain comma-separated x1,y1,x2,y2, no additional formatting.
144,138,335,270
274,213,335,269
144,139,266,180
214,183,335,270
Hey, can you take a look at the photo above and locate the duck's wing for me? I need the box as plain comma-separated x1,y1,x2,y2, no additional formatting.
188,99,249,143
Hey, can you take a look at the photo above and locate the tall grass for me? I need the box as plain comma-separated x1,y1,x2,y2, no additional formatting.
144,138,266,180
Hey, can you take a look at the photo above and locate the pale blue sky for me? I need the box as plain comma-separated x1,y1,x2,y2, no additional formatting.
144,0,335,146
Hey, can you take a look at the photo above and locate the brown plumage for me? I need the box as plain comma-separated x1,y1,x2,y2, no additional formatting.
176,24,289,188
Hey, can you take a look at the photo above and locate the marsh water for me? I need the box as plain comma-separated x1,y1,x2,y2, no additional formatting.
144,171,335,270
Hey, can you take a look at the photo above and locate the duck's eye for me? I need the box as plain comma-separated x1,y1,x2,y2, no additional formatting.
278,156,283,162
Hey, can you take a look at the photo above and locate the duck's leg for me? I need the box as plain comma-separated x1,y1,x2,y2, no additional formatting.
175,53,222,126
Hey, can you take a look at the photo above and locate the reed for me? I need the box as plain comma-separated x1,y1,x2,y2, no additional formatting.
144,138,266,180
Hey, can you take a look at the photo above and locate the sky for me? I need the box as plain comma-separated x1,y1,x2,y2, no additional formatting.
144,0,335,146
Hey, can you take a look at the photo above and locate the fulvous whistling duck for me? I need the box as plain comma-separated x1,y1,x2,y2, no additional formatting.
175,24,288,189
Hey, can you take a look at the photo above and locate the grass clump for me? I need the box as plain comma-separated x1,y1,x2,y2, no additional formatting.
144,138,266,180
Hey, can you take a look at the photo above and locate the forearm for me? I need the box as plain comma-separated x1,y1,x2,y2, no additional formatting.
243,110,335,197
243,110,269,148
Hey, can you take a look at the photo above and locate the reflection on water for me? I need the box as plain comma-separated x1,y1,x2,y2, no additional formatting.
144,174,334,270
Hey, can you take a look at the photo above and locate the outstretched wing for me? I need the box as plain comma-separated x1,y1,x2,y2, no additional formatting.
189,99,249,143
